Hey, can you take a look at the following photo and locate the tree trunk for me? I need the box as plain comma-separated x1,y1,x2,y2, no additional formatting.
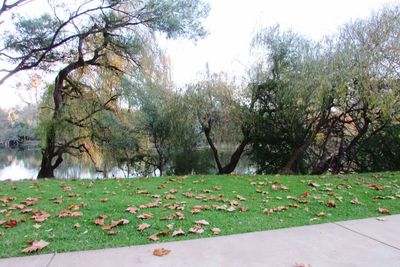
219,138,248,174
282,116,326,174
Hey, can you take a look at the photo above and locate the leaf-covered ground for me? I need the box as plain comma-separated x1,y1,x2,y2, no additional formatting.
1,172,400,258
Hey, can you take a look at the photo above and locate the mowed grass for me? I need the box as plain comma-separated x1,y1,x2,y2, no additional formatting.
0,172,400,258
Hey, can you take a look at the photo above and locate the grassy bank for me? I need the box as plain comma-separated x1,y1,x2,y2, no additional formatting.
0,172,399,258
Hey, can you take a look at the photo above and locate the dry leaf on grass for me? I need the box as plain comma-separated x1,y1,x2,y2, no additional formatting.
21,240,49,253
378,208,390,214
137,213,153,220
237,195,246,201
172,228,185,237
212,228,221,235
195,220,209,226
189,225,204,234
137,223,151,231
153,248,171,257
326,200,336,207
4,219,18,228
350,198,361,205
125,206,139,214
106,230,118,235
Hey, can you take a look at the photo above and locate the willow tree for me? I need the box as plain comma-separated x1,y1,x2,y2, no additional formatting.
1,0,209,178
186,71,257,174
250,25,334,174
311,4,400,174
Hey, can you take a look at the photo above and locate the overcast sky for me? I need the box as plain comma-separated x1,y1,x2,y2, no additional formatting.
0,0,396,109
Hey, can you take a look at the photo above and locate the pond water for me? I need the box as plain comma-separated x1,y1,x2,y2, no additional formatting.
0,148,254,181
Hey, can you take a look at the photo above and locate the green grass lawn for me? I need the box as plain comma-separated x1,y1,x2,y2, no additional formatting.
0,172,399,258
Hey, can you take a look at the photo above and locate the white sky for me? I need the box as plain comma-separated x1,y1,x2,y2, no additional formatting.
0,0,397,108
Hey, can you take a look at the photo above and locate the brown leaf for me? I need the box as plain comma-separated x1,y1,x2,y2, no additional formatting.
191,208,201,214
137,223,151,231
302,191,310,197
316,212,326,217
21,197,39,206
31,210,50,222
4,219,18,228
125,206,139,214
350,198,361,205
169,189,179,194
213,186,221,191
237,195,246,201
111,219,129,228
100,198,108,203
68,205,80,211
137,213,153,220
106,230,118,235
172,228,185,237
368,183,384,190
73,223,80,228
211,228,221,235
20,208,33,214
378,208,390,214
195,219,209,226
153,248,171,257
21,240,49,253
326,200,336,208
149,233,159,241
189,225,204,234
307,181,320,187
58,210,82,218
165,194,176,200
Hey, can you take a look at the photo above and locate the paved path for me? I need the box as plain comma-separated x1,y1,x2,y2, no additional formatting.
1,215,400,267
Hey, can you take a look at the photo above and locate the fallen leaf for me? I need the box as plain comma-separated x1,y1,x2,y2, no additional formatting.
368,183,384,190
189,225,204,234
149,233,159,241
226,206,236,212
307,181,320,187
378,208,390,214
137,213,153,220
195,219,209,226
100,198,108,203
125,206,139,214
237,195,246,201
212,228,221,235
111,219,129,228
167,224,174,230
21,240,49,253
191,208,201,214
153,248,171,257
31,210,50,222
172,228,185,237
302,191,310,197
316,212,326,217
106,230,118,235
376,217,386,221
326,200,336,208
73,223,80,228
33,223,41,229
213,186,221,191
350,198,361,205
4,219,18,228
137,223,151,231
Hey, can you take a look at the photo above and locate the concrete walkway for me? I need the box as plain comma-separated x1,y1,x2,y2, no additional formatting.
1,215,400,267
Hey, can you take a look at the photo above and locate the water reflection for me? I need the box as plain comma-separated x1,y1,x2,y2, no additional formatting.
0,148,254,181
